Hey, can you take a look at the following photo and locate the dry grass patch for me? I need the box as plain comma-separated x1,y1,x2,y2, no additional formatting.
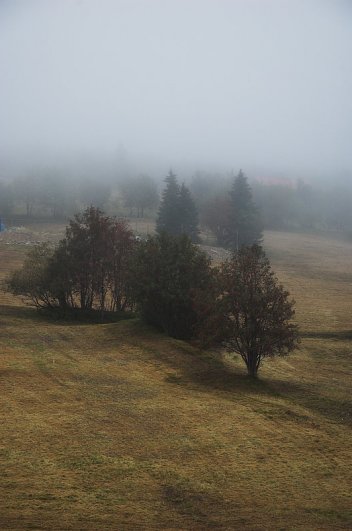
0,232,351,529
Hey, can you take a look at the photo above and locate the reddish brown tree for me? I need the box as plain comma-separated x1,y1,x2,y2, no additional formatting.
219,245,299,377
52,206,135,315
6,207,135,319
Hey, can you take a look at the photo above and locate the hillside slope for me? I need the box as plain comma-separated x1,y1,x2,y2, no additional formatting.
0,231,351,529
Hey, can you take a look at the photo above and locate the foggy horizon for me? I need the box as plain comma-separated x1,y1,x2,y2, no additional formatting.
1,0,351,182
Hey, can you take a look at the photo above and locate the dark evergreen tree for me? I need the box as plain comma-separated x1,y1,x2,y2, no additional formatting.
225,170,263,249
179,182,200,242
156,171,200,241
129,233,213,339
156,171,181,236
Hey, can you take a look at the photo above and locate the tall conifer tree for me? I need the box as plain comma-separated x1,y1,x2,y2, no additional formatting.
156,171,181,236
156,172,200,241
225,170,262,249
179,182,200,242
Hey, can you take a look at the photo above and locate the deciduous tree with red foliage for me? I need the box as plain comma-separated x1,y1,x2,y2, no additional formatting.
219,245,299,377
6,207,135,318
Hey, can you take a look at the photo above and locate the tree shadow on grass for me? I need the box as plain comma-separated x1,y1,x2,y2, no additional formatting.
179,355,269,395
0,304,39,320
0,303,134,326
179,354,352,426
301,330,352,340
263,376,352,426
6,309,347,428
123,325,282,396
0,303,82,326
160,480,241,528
111,323,352,427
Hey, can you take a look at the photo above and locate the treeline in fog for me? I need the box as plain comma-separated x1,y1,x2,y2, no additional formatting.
189,173,352,236
0,171,158,220
1,168,352,238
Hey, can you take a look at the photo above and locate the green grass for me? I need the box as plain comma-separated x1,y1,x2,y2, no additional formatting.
0,230,351,529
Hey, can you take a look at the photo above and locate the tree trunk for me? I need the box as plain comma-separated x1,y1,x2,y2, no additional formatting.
246,352,259,378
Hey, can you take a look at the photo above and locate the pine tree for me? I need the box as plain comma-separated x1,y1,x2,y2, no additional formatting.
179,182,200,242
225,170,262,249
156,171,181,236
156,172,200,241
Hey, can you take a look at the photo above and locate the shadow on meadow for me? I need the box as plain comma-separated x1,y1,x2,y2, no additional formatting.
301,329,352,340
160,479,237,529
262,376,352,426
3,306,350,428
0,303,133,326
106,321,352,428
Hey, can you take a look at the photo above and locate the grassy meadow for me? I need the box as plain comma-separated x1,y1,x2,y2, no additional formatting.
0,227,351,529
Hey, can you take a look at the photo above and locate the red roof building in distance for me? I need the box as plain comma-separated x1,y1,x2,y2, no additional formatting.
254,176,295,188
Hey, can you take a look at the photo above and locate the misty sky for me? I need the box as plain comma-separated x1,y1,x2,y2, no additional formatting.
1,0,351,179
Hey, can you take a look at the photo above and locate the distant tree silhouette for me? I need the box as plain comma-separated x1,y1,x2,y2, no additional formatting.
179,182,200,242
156,170,181,236
202,194,232,247
120,175,159,217
225,170,262,249
78,179,111,210
201,170,262,248
156,171,199,241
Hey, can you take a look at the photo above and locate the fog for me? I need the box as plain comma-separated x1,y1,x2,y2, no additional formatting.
1,0,351,181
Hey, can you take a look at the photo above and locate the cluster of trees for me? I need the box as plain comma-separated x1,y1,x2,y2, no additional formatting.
130,233,212,338
6,207,299,378
202,170,263,248
7,207,135,317
192,173,352,235
0,171,159,220
252,180,352,232
156,171,200,242
0,174,111,219
119,175,159,217
2,166,352,239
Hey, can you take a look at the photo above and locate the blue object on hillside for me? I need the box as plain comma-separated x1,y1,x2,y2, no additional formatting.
0,221,5,232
